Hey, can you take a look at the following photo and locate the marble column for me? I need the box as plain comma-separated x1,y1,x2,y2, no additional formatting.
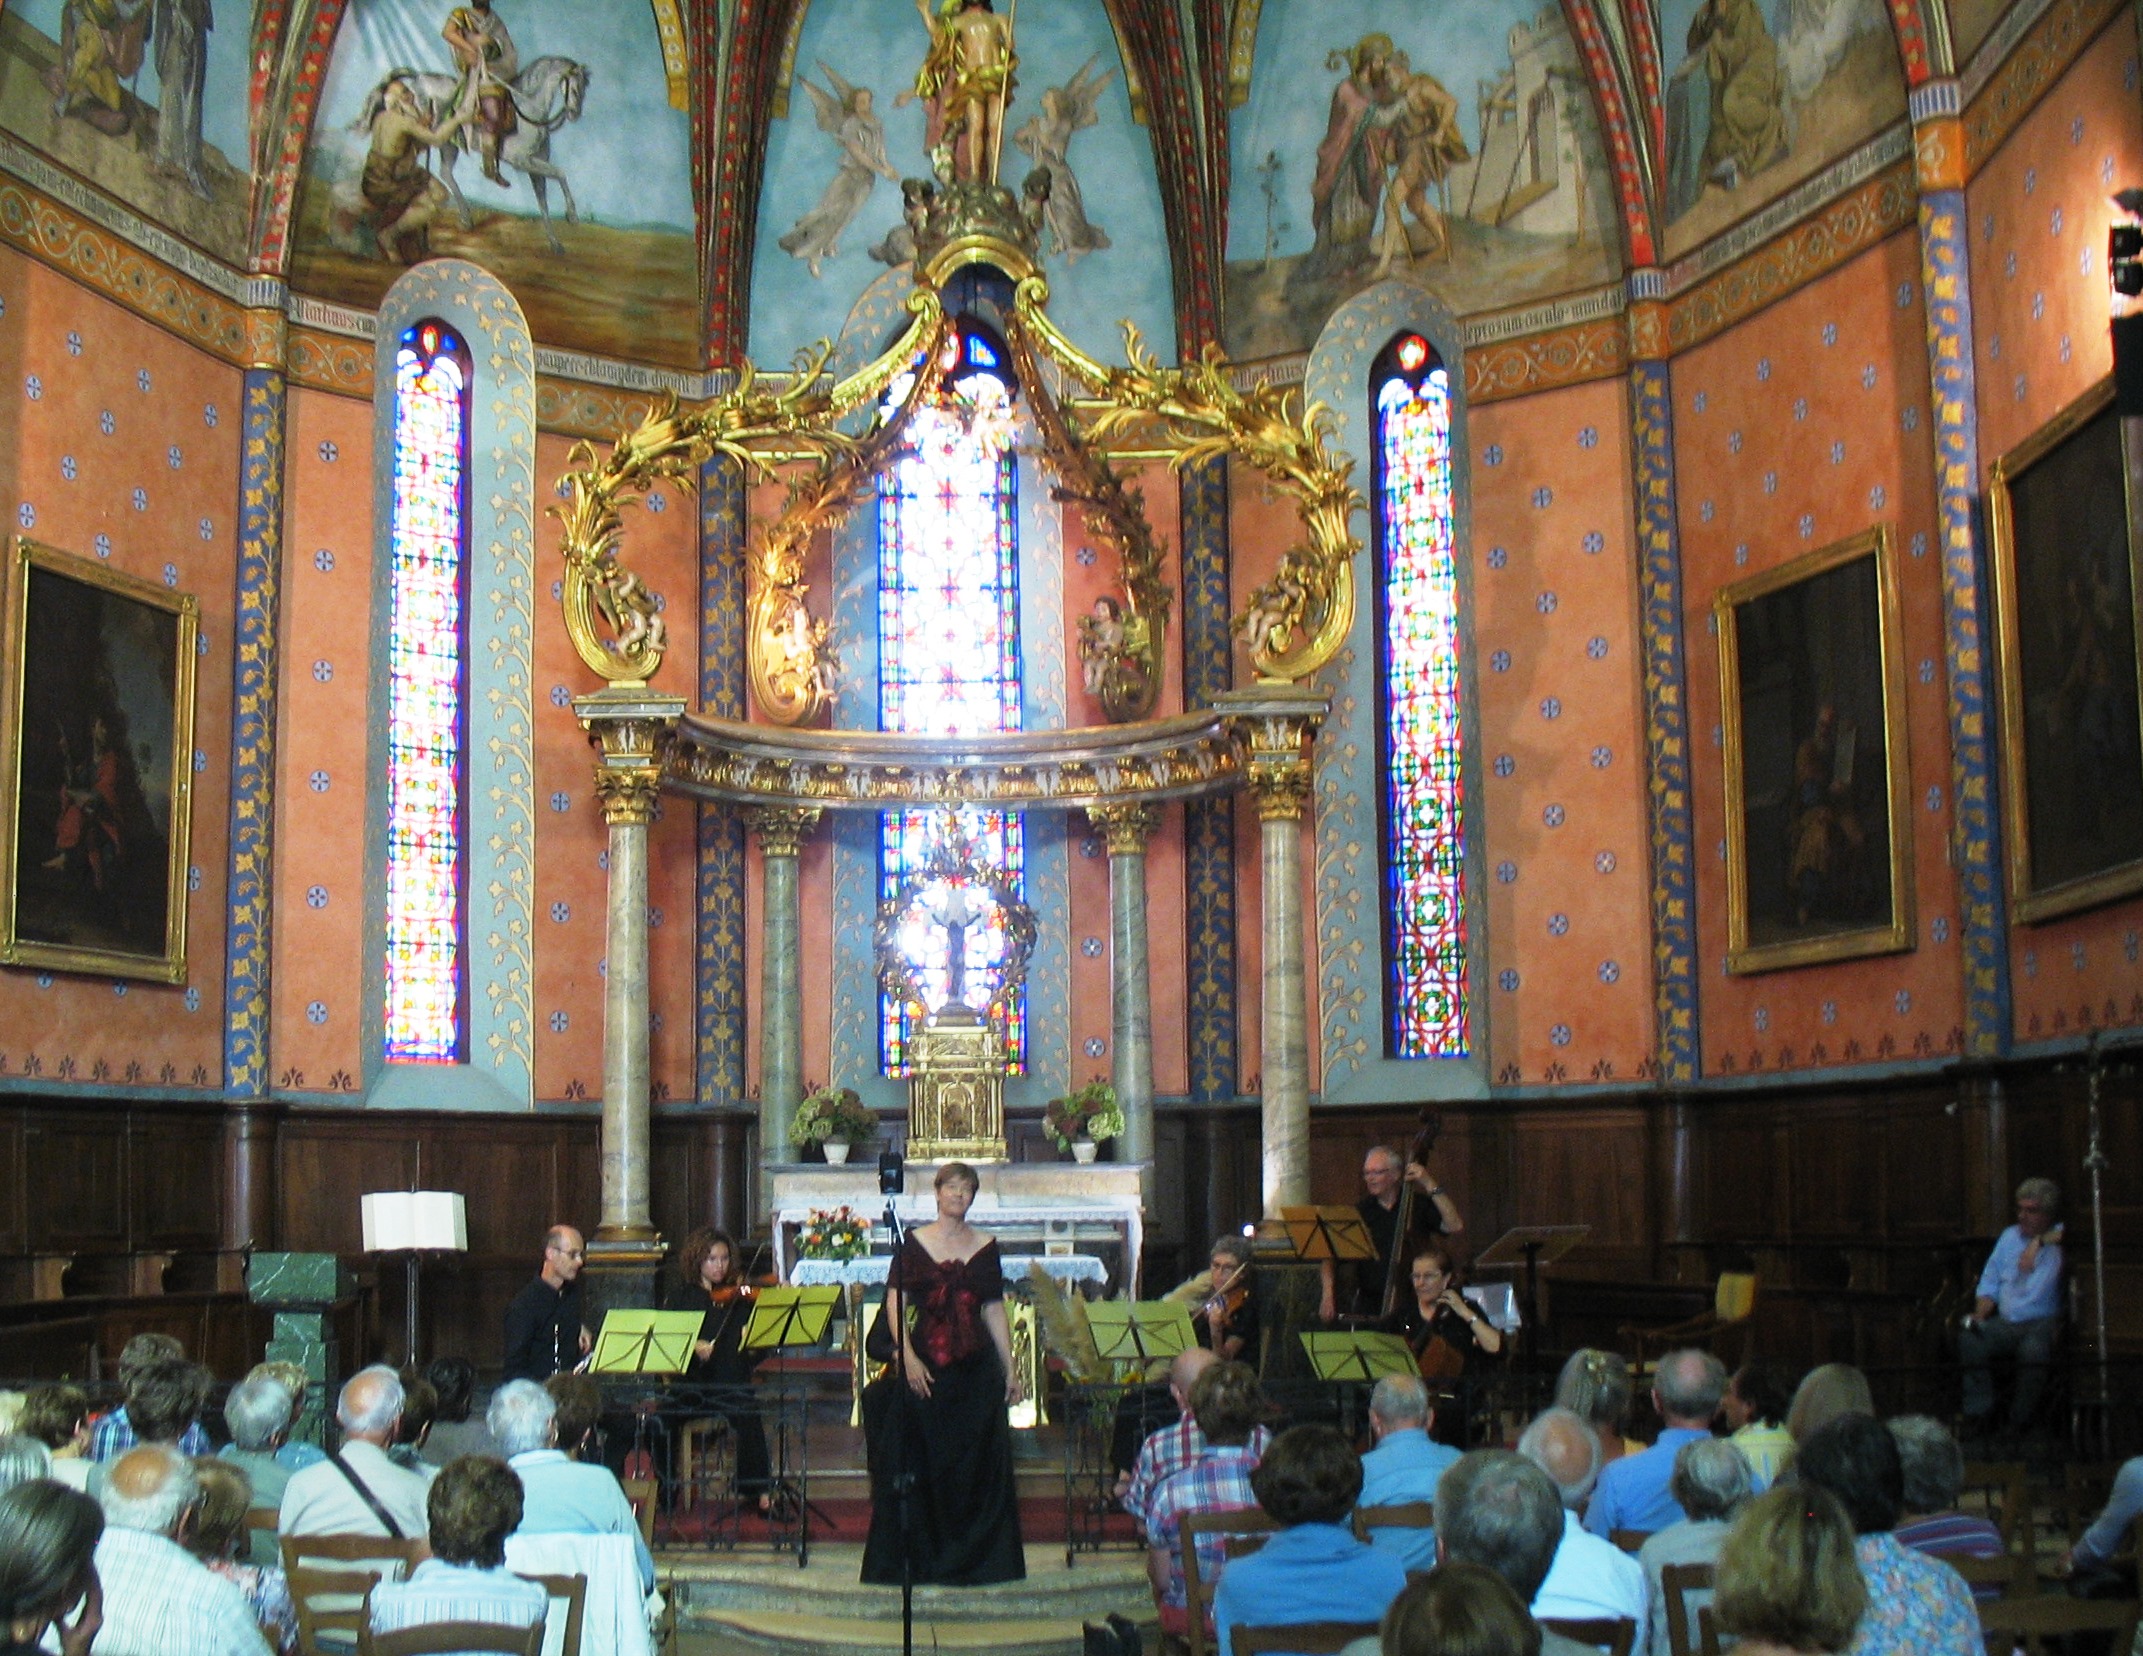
747,805,822,1174
574,689,685,1245
1088,802,1158,1185
1219,687,1327,1214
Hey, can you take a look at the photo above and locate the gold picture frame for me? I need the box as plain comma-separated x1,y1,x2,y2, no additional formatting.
1716,525,1914,974
1985,375,2143,923
1,537,199,983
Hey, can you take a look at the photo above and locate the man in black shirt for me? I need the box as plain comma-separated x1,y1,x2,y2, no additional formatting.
500,1224,589,1381
1318,1144,1463,1322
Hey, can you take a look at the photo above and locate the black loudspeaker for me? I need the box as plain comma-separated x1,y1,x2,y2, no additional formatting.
879,1148,905,1196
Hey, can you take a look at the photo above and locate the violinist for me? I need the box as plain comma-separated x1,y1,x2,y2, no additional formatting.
1385,1242,1503,1378
666,1226,773,1511
1319,1142,1465,1323
1166,1235,1260,1364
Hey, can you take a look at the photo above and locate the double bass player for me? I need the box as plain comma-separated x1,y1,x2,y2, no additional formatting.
1318,1134,1464,1324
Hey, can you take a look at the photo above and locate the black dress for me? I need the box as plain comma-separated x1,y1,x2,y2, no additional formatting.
861,1235,1026,1585
666,1279,773,1498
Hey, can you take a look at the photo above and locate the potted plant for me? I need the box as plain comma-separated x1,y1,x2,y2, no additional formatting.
1043,1080,1124,1163
790,1085,876,1164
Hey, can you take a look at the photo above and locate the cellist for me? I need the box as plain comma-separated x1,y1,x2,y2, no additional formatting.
1318,1136,1465,1323
1386,1242,1504,1377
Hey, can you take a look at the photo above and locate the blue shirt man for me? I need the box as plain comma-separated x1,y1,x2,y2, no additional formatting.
1356,1375,1460,1572
1212,1522,1410,1656
1582,1349,1728,1540
1959,1179,2064,1432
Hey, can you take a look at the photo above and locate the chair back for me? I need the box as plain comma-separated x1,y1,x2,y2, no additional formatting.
1960,1461,2034,1556
281,1534,426,1577
1180,1508,1278,1656
358,1623,545,1656
620,1476,658,1548
286,1564,377,1656
503,1533,653,1656
1948,1551,2030,1598
1230,1621,1382,1655
1352,1502,1436,1542
1659,1561,1715,1656
516,1572,588,1656
1975,1594,2141,1656
1221,1531,1271,1562
1609,1529,1648,1555
1540,1616,1637,1656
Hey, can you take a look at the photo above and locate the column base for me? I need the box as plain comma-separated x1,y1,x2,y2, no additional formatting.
580,1236,668,1328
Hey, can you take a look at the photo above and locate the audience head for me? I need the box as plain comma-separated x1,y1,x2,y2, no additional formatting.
1671,1437,1753,1523
0,1480,103,1649
677,1226,737,1291
1186,1360,1270,1449
541,1225,586,1287
184,1458,253,1564
1793,1414,1901,1536
1166,1346,1217,1407
1516,1407,1601,1510
1714,1485,1866,1653
2014,1178,2060,1235
1784,1365,1872,1444
1886,1416,1965,1518
0,1436,52,1495
1435,1449,1565,1602
1553,1348,1632,1438
1251,1425,1362,1528
247,1361,311,1415
125,1359,211,1448
396,1371,439,1450
545,1374,602,1460
100,1444,200,1539
1381,1563,1542,1656
338,1365,406,1445
1654,1349,1728,1428
115,1333,185,1388
224,1376,294,1455
428,1456,525,1570
1723,1362,1792,1432
17,1387,90,1456
1369,1373,1432,1438
487,1380,558,1459
424,1357,477,1426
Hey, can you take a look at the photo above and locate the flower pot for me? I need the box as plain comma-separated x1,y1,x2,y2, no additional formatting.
824,1141,852,1165
1072,1137,1099,1164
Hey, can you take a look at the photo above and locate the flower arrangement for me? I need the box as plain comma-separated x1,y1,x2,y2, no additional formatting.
789,1085,877,1149
1043,1079,1125,1153
796,1206,872,1262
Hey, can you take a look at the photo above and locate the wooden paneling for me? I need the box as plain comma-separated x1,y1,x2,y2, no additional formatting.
27,1113,128,1249
133,1113,224,1249
277,1119,417,1254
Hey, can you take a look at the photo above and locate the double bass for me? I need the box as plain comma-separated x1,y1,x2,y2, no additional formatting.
1375,1108,1444,1321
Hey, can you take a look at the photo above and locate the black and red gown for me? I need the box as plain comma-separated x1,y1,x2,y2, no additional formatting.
860,1235,1026,1585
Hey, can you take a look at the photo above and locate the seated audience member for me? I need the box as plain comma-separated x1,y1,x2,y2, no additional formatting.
1785,1365,1872,1444
1555,1349,1639,1470
1434,1450,1598,1656
219,1375,298,1555
1712,1485,1867,1656
1886,1415,2002,1597
1145,1360,1271,1642
544,1373,604,1461
90,1359,214,1499
389,1372,440,1474
279,1366,431,1541
0,1437,53,1495
1721,1363,1795,1490
2060,1453,2143,1591
420,1358,496,1467
1358,1373,1461,1571
1381,1563,1544,1656
0,1479,104,1656
1958,1177,2062,1442
18,1387,94,1491
245,1364,326,1471
187,1458,298,1656
368,1456,548,1644
1792,1415,1978,1656
1122,1349,1278,1538
1584,1350,1727,1540
1637,1437,1752,1656
89,1336,213,1461
1520,1409,1648,1641
94,1445,271,1656
1211,1424,1409,1656
489,1379,654,1592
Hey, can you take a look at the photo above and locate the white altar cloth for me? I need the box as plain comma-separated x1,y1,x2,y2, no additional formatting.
789,1253,1109,1289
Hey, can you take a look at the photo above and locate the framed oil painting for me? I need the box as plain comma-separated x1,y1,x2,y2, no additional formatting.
1715,525,1913,974
1986,376,2143,922
1,537,198,982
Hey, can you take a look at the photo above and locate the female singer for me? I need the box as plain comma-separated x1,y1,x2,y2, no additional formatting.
1386,1242,1504,1372
667,1227,773,1511
860,1160,1026,1585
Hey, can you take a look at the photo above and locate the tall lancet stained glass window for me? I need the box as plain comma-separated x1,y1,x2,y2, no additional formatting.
1375,332,1468,1058
383,321,471,1063
877,323,1026,1075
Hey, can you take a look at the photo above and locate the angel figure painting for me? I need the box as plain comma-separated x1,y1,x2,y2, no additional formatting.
778,63,899,277
1013,53,1113,262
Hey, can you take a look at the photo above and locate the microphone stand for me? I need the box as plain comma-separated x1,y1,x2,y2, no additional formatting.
883,1198,917,1656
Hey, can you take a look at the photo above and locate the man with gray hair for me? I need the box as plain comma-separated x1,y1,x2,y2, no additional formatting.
1522,1408,1648,1639
278,1365,431,1540
93,1444,270,1655
1960,1176,2063,1440
1636,1437,1752,1656
1435,1449,1598,1656
1357,1372,1459,1570
218,1375,296,1563
489,1378,653,1591
1583,1349,1726,1539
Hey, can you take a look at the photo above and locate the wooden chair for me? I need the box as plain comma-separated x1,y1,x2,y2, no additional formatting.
1352,1502,1436,1543
1976,1594,2141,1656
515,1572,587,1656
620,1476,658,1549
1960,1461,2034,1557
358,1623,544,1656
1230,1622,1382,1655
1540,1617,1638,1656
1610,1529,1648,1555
286,1565,377,1656
280,1534,426,1577
1221,1531,1271,1562
1180,1509,1279,1656
1659,1561,1715,1656
1620,1274,1758,1372
1948,1551,2032,1599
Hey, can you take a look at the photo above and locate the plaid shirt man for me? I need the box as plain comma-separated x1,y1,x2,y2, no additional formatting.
89,1406,211,1462
1146,1440,1263,1612
1127,1417,1273,1538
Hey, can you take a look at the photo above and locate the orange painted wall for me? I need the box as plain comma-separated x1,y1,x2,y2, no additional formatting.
0,250,239,1087
1965,15,2143,1041
1675,231,1967,1072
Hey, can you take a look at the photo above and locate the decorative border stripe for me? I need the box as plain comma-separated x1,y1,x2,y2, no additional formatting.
1961,0,2130,173
1179,456,1236,1101
697,457,748,1104
1632,361,1698,1084
1466,318,1630,404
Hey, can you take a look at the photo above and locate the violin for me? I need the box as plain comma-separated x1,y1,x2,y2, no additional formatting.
1196,1258,1251,1334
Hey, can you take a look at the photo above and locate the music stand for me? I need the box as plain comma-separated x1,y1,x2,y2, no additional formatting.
1277,1204,1380,1265
587,1310,702,1376
1473,1224,1590,1370
1300,1330,1419,1382
740,1286,842,1353
1086,1301,1197,1376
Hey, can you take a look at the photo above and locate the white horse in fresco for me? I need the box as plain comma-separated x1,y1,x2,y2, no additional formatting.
353,57,590,254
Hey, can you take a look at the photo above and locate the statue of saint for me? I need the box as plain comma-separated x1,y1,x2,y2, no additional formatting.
909,0,1017,186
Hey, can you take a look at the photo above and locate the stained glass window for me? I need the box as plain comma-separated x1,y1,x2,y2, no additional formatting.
383,321,470,1064
1376,333,1469,1058
877,322,1026,1074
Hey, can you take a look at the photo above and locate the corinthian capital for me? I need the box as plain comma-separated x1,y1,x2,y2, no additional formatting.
1086,802,1160,855
745,804,824,856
